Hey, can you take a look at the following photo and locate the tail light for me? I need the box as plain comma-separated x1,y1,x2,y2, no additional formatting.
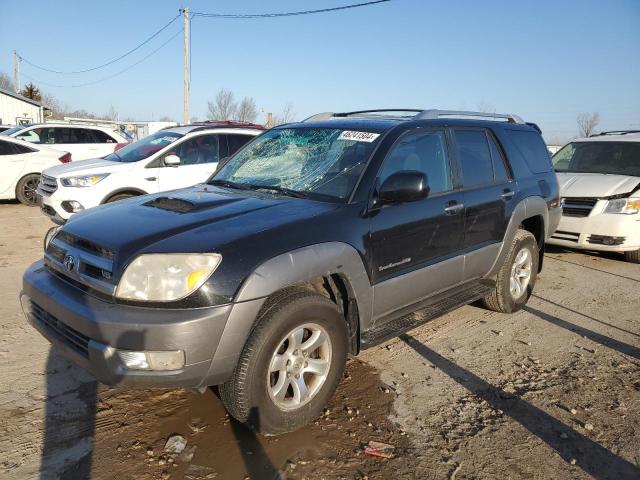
59,153,72,163
115,142,129,152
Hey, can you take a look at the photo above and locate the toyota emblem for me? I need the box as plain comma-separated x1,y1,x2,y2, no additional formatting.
63,255,76,272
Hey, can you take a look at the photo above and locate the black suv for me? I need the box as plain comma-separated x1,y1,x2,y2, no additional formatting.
21,109,561,434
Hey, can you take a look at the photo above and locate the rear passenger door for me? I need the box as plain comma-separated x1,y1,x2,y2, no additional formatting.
370,128,465,320
452,128,513,274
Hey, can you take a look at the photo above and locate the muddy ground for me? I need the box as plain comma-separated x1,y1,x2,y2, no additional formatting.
0,201,638,480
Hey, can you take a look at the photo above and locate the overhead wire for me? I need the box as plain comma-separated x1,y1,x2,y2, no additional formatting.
17,13,181,74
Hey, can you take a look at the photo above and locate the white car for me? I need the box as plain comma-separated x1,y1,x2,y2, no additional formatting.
0,135,71,206
548,131,640,263
1,123,127,161
37,122,263,223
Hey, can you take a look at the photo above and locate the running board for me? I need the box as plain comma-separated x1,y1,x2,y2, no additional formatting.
361,281,494,348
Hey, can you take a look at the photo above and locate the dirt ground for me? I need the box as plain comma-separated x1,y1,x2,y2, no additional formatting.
0,201,638,480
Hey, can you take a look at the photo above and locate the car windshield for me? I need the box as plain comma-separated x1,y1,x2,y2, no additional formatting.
211,127,381,200
552,141,640,177
0,125,28,136
104,131,183,163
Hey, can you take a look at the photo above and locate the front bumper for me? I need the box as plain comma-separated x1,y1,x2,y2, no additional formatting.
21,260,253,388
38,185,103,223
547,206,640,252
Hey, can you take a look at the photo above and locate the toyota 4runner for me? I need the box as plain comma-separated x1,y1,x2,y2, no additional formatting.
21,109,561,434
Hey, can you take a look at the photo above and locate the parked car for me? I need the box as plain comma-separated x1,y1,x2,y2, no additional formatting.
0,135,71,206
0,125,13,133
548,130,640,263
36,121,263,224
20,109,560,434
1,123,128,161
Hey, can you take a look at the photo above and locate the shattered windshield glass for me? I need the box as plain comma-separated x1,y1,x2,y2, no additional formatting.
211,128,381,200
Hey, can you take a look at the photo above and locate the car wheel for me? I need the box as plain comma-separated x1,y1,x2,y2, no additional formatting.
483,229,539,313
16,173,41,206
105,193,135,203
219,288,348,435
624,249,640,264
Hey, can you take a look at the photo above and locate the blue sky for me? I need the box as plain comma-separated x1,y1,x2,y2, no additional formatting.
1,0,639,141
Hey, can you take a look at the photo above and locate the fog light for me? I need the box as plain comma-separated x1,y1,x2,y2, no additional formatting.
61,200,84,213
116,349,185,371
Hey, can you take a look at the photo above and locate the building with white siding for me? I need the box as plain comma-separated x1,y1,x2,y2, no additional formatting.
0,87,49,126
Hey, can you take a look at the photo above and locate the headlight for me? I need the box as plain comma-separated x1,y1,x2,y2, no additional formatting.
44,226,60,250
603,198,640,215
115,253,222,302
61,173,110,187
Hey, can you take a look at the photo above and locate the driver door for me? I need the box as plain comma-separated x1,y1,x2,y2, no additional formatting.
157,134,220,192
369,128,465,321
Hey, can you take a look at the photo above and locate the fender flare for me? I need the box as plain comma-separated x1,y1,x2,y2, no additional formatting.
486,196,548,278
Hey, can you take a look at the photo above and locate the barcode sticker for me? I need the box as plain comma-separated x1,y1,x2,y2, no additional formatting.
338,131,380,142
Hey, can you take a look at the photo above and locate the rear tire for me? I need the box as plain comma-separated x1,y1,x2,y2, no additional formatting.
483,229,539,313
16,173,41,206
219,289,348,435
624,249,640,264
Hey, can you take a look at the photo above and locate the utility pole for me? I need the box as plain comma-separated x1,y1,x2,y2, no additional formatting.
13,50,20,93
182,7,190,125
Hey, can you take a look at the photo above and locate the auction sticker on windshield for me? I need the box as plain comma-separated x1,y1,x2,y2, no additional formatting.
338,131,380,142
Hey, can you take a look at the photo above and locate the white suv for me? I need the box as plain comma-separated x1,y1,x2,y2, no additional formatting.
1,123,127,161
548,131,640,263
37,122,263,224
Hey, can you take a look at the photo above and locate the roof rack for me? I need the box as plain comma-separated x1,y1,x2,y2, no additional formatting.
303,109,524,124
165,120,265,130
590,130,640,137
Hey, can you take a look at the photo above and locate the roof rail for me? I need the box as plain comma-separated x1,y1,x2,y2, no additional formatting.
415,109,524,124
590,130,640,137
303,109,525,124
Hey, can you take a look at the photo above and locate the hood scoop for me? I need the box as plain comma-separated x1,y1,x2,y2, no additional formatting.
143,197,198,213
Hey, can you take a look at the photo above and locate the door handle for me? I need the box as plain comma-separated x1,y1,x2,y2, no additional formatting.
145,177,157,181
501,189,515,200
444,202,464,215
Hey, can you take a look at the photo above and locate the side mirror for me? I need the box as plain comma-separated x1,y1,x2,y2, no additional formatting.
164,154,181,166
378,171,429,205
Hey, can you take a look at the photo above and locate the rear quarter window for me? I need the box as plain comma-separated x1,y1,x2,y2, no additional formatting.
506,129,552,174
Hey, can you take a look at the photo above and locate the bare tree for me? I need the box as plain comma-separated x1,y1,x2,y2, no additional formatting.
577,112,600,137
158,115,175,122
273,103,295,126
207,88,237,120
236,97,258,123
104,105,118,121
0,71,14,90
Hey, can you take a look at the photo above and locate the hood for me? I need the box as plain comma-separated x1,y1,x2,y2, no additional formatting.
43,157,132,177
556,172,640,198
62,185,337,267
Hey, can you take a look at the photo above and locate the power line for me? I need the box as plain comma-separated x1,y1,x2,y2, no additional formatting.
192,0,391,19
21,28,183,88
17,13,181,74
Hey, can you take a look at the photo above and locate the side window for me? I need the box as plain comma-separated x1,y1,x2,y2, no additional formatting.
168,135,219,166
10,143,34,154
454,129,494,187
506,129,552,174
0,141,13,155
16,128,42,143
226,134,254,157
90,130,117,143
487,133,510,182
378,129,452,194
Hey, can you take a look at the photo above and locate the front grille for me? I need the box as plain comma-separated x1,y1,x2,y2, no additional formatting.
562,197,597,217
31,301,90,357
588,235,626,246
45,231,116,296
38,175,58,196
551,230,580,243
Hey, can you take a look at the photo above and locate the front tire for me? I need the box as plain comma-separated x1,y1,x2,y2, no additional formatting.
219,289,348,435
624,249,640,264
16,173,41,206
483,229,539,313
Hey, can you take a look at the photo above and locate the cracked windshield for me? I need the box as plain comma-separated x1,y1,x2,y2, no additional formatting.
213,128,381,199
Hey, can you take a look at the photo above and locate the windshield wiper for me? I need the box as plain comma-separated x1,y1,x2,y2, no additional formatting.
245,184,311,199
209,179,253,190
